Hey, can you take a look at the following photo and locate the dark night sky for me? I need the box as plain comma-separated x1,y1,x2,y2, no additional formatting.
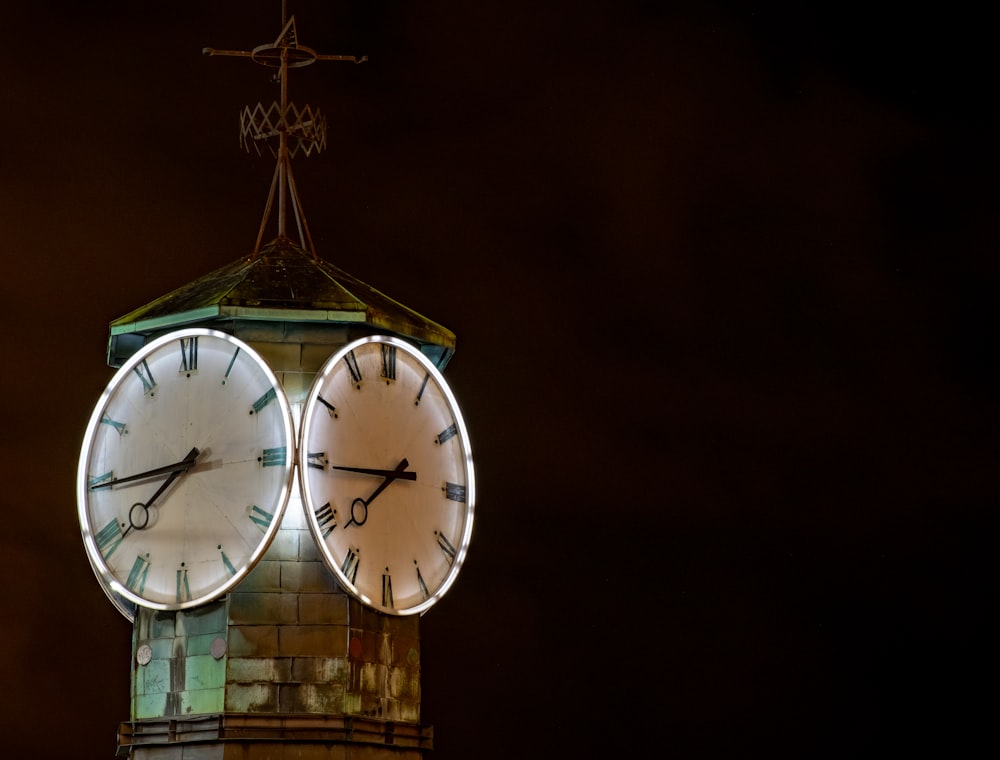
1,2,996,757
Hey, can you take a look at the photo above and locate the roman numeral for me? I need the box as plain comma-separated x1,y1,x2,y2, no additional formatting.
314,502,336,538
444,482,467,502
176,567,191,603
223,347,240,383
435,531,457,565
436,423,457,445
248,505,273,532
341,547,360,584
88,471,114,489
100,416,127,436
134,359,156,395
381,344,397,382
415,372,430,405
252,387,277,414
307,451,326,470
179,337,198,373
415,563,429,600
261,447,287,467
317,394,337,418
220,548,237,577
94,518,124,560
382,569,394,608
344,350,362,386
125,554,150,593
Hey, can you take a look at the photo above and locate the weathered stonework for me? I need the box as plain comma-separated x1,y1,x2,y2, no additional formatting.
121,322,431,758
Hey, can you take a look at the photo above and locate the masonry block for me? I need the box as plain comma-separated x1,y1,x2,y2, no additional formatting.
146,638,174,660
176,603,228,637
298,529,323,562
148,611,176,639
278,624,349,657
237,560,282,592
134,691,168,719
380,697,401,721
255,342,301,373
301,340,346,371
229,591,299,625
357,662,381,695
181,687,224,716
278,682,346,714
278,370,310,403
186,633,224,657
389,667,415,701
227,657,292,683
349,601,419,638
225,682,278,713
282,497,308,529
299,592,349,625
399,699,421,723
228,625,279,657
391,637,420,669
381,636,420,668
290,656,349,684
184,654,226,691
136,659,170,695
281,560,339,593
353,630,397,664
356,693,388,719
267,527,300,561
344,690,362,715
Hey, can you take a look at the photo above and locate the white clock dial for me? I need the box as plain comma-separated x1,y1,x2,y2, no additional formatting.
78,328,295,610
300,335,475,615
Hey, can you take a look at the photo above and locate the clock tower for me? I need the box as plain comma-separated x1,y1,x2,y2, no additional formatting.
76,10,474,759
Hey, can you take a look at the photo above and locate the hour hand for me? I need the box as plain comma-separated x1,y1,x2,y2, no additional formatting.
340,459,414,530
329,464,417,481
90,447,201,490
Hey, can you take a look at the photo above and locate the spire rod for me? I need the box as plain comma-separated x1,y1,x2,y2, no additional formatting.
203,7,366,260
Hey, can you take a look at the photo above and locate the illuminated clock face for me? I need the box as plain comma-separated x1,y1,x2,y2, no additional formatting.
299,335,475,615
77,328,295,610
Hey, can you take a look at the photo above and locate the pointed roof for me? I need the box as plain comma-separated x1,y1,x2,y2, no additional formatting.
109,238,455,365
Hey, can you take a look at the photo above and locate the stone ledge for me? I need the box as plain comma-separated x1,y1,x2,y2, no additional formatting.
118,713,433,755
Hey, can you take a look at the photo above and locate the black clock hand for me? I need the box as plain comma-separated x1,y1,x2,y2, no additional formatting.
343,458,412,529
360,458,412,508
121,448,201,537
143,449,197,507
90,447,202,490
329,464,417,481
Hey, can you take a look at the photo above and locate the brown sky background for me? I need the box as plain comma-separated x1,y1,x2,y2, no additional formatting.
1,1,996,758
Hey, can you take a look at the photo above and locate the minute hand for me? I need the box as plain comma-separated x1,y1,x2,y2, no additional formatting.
329,464,417,481
90,447,201,490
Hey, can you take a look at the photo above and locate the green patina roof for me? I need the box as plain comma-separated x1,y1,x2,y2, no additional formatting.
109,237,456,353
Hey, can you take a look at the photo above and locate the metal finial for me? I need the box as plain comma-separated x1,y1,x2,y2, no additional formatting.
203,10,366,260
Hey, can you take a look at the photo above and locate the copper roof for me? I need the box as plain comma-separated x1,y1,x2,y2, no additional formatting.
109,237,456,352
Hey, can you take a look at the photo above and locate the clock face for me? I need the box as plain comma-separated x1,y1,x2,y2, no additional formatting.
300,335,475,615
77,328,295,610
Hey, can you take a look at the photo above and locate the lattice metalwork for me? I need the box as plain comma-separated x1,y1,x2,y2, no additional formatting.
204,13,365,258
240,102,328,158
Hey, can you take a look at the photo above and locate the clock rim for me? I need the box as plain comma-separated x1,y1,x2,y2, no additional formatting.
76,327,297,611
84,544,138,622
298,334,476,616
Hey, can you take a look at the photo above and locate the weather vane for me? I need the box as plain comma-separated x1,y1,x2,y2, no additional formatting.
203,4,366,259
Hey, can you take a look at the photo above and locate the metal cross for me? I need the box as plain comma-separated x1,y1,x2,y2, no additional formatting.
204,6,366,257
